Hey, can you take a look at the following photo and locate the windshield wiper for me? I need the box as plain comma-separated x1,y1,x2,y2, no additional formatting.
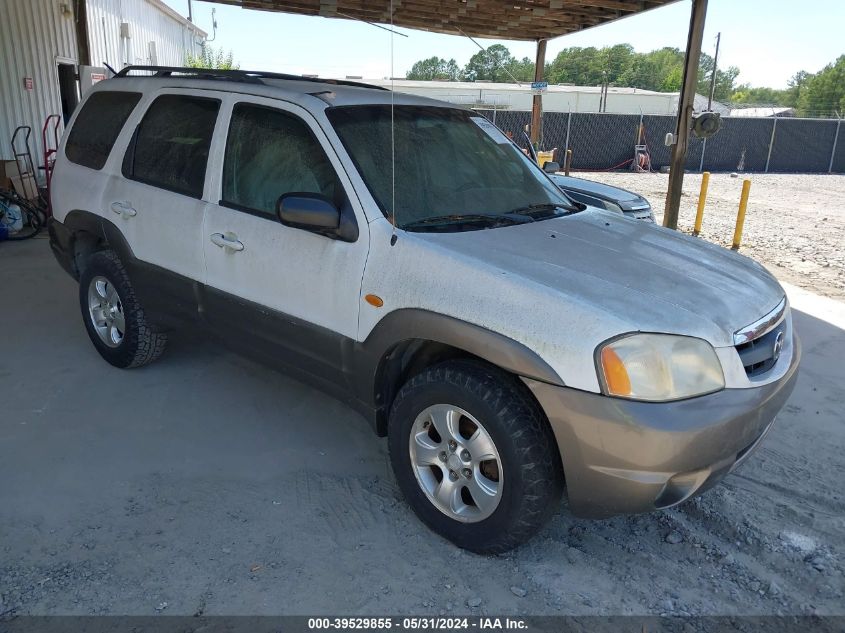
401,213,532,231
509,202,582,218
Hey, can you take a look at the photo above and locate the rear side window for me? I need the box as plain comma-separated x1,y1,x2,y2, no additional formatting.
124,95,220,198
65,91,141,170
222,103,341,217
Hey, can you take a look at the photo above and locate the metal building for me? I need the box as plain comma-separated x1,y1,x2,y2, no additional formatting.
0,0,206,163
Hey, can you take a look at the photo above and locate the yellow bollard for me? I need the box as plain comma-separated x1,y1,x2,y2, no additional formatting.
731,179,751,250
564,149,573,176
693,172,710,236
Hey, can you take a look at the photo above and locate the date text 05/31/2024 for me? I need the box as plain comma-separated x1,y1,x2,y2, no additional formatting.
307,617,529,630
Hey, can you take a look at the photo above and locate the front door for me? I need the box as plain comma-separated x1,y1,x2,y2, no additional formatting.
201,98,369,385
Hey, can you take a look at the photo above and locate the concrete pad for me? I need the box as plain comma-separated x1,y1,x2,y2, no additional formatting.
1,237,843,616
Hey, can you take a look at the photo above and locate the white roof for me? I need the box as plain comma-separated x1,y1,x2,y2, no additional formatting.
94,74,456,110
728,107,794,117
147,0,207,37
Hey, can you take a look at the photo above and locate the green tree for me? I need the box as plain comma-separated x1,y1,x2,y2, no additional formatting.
620,47,684,91
783,70,812,107
406,56,461,81
185,45,239,70
503,56,536,82
697,52,740,102
601,43,635,84
462,44,515,82
796,58,845,116
730,85,789,106
547,46,604,85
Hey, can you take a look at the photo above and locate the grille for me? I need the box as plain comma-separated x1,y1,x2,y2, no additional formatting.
735,326,785,377
626,209,655,222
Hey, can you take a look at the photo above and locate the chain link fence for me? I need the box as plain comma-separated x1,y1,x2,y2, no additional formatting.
477,109,845,174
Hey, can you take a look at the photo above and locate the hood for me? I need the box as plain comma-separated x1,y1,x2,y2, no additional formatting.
417,210,785,348
550,174,647,210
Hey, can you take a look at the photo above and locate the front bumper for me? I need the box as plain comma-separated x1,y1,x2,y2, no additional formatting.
524,335,801,518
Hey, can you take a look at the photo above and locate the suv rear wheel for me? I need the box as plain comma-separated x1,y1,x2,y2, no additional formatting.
388,360,564,554
78,250,167,368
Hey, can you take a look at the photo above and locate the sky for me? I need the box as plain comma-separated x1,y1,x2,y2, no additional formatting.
163,0,844,89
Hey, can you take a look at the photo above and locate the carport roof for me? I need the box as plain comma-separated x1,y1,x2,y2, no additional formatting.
204,0,679,41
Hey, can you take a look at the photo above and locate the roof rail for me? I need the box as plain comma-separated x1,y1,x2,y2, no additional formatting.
113,66,388,91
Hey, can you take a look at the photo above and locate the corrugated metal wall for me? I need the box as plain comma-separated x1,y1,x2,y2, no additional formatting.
0,0,77,162
87,0,205,70
1,0,205,161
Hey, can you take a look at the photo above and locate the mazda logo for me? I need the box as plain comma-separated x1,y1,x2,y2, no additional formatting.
772,330,785,361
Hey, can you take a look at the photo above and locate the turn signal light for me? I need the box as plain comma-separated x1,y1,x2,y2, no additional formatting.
600,346,632,396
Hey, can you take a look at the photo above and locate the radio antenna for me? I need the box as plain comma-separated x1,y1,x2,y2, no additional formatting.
389,0,397,244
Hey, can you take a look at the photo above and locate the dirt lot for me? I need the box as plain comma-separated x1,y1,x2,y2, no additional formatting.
577,172,845,301
1,231,844,617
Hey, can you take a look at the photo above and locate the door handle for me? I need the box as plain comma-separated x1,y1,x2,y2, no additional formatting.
110,201,137,218
210,232,245,252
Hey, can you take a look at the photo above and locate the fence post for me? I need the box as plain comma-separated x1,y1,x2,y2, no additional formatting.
829,117,841,174
699,137,707,172
564,110,572,154
492,101,497,126
764,116,778,173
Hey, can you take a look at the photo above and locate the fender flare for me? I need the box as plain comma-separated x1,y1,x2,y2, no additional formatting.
347,309,564,427
63,209,135,265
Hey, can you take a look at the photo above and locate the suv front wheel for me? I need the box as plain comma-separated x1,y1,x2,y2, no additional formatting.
388,360,564,554
79,250,167,368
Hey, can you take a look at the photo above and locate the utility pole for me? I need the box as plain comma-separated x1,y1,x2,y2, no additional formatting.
530,38,547,150
707,32,721,111
187,0,193,22
663,0,708,230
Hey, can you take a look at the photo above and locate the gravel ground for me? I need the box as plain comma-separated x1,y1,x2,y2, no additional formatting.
1,233,844,618
576,172,845,301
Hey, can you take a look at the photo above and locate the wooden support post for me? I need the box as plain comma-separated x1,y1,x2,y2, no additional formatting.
564,149,573,176
74,0,91,66
663,0,708,230
530,38,547,150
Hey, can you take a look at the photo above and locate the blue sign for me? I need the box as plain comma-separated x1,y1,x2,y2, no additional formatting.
531,81,548,91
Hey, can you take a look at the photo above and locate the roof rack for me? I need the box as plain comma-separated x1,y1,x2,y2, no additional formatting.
113,66,388,91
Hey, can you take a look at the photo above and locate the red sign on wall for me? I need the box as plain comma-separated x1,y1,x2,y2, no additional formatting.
23,77,33,91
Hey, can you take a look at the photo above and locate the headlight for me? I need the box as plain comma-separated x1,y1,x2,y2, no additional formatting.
597,199,624,214
597,333,725,401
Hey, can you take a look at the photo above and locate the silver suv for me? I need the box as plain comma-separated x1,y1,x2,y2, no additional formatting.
48,67,800,553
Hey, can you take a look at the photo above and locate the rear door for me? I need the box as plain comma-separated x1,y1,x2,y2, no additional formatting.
201,97,370,384
103,89,223,320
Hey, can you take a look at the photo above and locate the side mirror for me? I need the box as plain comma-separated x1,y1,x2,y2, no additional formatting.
543,161,560,173
277,193,340,232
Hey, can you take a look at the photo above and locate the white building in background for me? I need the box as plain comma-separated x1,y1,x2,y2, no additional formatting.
366,79,731,116
0,0,206,163
728,107,795,118
367,79,677,114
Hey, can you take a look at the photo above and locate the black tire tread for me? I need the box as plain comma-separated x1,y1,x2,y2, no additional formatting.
390,360,563,554
80,250,167,368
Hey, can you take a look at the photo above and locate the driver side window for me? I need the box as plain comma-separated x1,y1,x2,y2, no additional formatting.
222,103,341,217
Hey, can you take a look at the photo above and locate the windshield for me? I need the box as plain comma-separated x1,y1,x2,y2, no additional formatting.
327,105,573,231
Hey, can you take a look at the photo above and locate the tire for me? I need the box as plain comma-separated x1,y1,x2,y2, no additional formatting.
78,250,167,368
388,360,564,554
